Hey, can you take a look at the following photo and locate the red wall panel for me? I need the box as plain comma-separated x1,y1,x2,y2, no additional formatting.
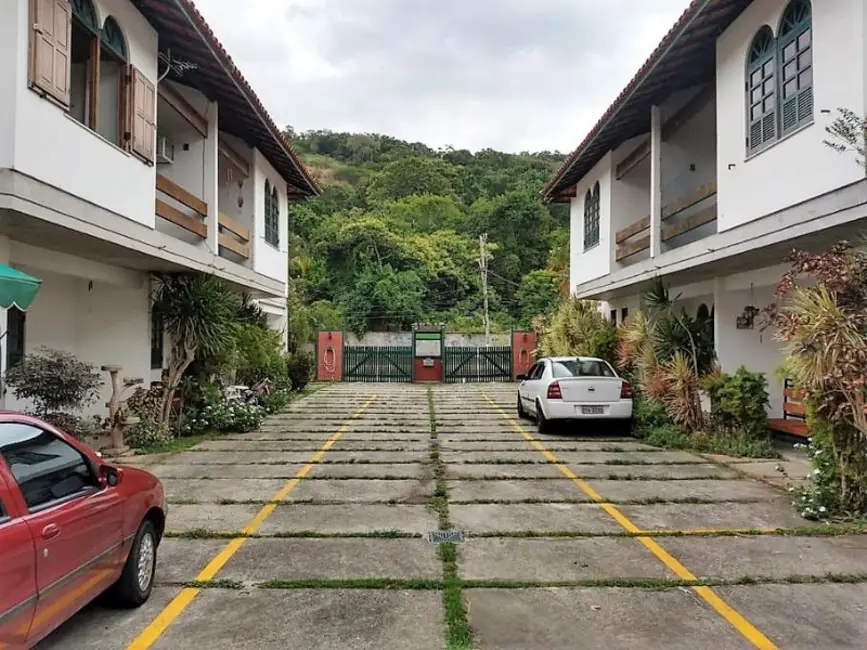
316,331,343,381
511,330,537,379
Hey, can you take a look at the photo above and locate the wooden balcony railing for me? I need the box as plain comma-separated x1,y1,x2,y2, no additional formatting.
614,181,717,262
218,213,250,259
155,173,207,238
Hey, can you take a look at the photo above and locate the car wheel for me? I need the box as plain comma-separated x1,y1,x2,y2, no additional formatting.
536,401,552,434
109,519,158,608
517,394,527,419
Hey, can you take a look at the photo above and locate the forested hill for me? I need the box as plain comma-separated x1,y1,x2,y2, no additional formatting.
285,128,570,339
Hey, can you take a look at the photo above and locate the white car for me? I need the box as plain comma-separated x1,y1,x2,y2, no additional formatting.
516,356,634,434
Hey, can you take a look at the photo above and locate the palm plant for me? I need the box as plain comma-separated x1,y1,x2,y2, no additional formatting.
151,273,239,427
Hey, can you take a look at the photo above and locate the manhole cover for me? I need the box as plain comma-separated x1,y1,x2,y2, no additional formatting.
427,530,465,543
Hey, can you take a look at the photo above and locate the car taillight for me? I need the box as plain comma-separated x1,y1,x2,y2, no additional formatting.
620,381,633,399
547,382,562,400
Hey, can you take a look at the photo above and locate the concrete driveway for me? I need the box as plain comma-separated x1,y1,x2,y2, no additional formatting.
38,383,867,649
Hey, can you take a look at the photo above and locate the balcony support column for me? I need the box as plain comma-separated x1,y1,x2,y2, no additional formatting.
203,100,220,255
649,104,662,258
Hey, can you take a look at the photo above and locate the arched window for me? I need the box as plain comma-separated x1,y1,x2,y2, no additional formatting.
101,17,128,62
72,0,99,34
746,26,776,152
583,181,600,250
778,0,813,135
264,181,279,246
96,17,128,145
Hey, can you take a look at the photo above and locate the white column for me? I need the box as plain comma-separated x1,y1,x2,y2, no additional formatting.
203,101,220,255
649,104,662,258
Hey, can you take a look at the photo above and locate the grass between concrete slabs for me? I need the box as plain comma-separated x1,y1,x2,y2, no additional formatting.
166,573,867,591
428,387,474,650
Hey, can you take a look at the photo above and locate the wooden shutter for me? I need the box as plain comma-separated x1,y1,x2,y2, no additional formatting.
130,66,156,163
29,0,72,106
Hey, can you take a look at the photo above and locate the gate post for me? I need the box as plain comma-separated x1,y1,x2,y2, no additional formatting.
316,330,343,381
511,330,536,380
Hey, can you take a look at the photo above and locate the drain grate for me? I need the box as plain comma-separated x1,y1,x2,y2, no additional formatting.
427,530,465,543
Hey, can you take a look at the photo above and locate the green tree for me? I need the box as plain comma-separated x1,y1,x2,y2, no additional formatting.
517,270,559,326
366,156,457,203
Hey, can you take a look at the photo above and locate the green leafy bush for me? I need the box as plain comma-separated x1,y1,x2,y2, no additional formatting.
703,366,770,437
6,348,103,416
183,401,264,436
286,352,315,390
126,415,173,450
42,412,102,440
537,297,617,362
791,412,867,520
233,324,288,386
261,388,292,414
632,397,671,434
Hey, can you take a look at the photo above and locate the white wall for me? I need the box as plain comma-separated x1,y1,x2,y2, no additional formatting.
716,0,867,231
251,149,289,286
11,0,159,227
0,0,20,169
6,264,150,418
569,153,613,293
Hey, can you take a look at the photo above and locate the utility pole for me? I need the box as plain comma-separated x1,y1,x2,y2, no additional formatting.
478,233,492,345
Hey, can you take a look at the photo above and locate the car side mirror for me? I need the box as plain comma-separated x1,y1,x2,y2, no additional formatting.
516,374,527,381
99,465,123,487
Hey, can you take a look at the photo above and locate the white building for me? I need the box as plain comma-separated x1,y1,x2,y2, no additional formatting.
0,0,320,412
543,0,866,421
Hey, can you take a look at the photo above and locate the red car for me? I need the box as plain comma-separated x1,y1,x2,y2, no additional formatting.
0,412,167,649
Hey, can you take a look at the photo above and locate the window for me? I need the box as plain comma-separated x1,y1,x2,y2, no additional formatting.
778,0,813,135
264,180,280,247
150,308,164,370
583,182,600,250
551,359,617,379
621,307,629,323
29,1,156,161
0,423,98,512
610,309,617,323
746,26,777,152
745,1,813,153
6,307,25,370
0,499,8,523
528,363,545,380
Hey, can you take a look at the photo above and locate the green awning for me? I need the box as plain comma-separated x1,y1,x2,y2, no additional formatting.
0,264,41,310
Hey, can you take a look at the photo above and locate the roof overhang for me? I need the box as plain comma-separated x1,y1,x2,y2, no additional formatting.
131,0,321,199
541,0,753,203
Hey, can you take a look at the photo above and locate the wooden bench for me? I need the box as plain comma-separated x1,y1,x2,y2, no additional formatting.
768,379,810,438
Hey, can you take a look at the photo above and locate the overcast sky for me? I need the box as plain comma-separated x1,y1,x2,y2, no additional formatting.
194,0,690,154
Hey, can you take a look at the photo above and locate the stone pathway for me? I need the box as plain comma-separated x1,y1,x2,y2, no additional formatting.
38,383,867,650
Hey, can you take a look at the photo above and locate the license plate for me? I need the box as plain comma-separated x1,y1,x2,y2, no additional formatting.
580,406,604,415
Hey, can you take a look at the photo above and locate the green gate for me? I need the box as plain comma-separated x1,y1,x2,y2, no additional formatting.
443,346,512,383
343,345,413,382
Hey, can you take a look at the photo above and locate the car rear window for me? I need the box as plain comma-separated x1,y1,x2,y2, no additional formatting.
551,360,616,378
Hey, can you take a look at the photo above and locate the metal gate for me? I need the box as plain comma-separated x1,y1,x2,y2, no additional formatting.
342,345,413,382
443,346,512,383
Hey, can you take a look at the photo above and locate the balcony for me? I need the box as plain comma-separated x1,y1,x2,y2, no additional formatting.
155,173,207,241
615,181,718,263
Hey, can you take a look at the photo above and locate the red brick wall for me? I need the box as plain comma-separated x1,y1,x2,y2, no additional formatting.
511,330,537,379
316,331,343,381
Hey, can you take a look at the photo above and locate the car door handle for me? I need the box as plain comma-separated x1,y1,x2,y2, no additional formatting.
41,524,61,540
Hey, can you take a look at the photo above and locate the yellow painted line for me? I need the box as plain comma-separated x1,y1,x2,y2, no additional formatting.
126,394,378,650
483,395,778,650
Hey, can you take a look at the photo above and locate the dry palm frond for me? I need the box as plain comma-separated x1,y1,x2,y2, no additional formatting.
659,351,702,431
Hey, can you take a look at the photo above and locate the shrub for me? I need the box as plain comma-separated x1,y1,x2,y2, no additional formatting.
536,297,617,362
261,388,292,414
182,400,264,436
703,366,770,438
286,352,314,390
233,324,287,386
126,415,173,450
41,412,102,440
633,396,671,434
6,348,103,416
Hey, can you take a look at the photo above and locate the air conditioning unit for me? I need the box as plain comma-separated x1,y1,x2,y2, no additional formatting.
156,136,175,165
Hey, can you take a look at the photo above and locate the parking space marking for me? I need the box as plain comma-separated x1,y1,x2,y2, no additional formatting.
483,395,778,650
126,394,378,650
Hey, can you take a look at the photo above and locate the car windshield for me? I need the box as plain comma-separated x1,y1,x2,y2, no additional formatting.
551,359,616,378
